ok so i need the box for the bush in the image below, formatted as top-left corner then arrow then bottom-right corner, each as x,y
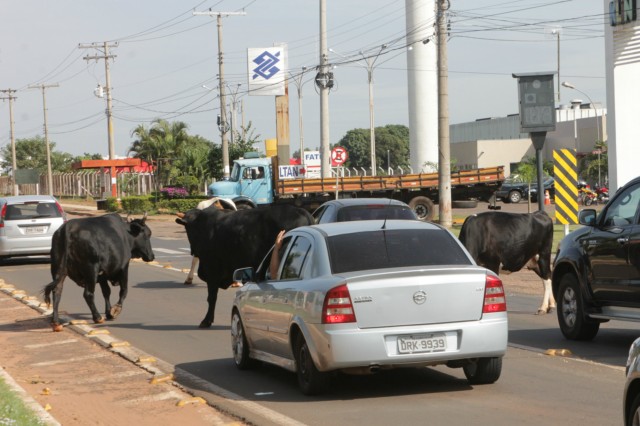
120,196 -> 154,214
155,197 -> 206,213
160,186 -> 189,199
105,197 -> 120,212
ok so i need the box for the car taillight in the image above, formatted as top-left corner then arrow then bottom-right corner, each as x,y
54,202 -> 67,222
322,284 -> 356,324
0,204 -> 5,228
483,274 -> 507,313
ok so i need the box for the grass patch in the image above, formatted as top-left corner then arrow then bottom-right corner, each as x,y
0,376 -> 47,426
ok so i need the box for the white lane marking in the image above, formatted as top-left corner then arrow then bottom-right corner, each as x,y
122,390 -> 183,405
25,339 -> 78,349
153,248 -> 188,255
74,370 -> 146,385
31,353 -> 109,367
174,367 -> 307,426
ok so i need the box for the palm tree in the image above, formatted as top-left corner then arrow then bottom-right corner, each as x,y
128,119 -> 190,189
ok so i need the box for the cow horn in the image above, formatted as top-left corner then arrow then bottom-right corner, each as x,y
142,211 -> 148,221
176,212 -> 185,219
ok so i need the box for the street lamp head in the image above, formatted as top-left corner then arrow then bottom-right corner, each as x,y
562,81 -> 575,89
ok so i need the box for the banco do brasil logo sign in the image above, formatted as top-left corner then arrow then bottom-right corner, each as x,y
252,50 -> 281,80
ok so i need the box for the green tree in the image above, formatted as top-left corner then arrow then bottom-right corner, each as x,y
579,140 -> 608,186
0,137 -> 82,173
128,119 -> 190,189
336,125 -> 410,171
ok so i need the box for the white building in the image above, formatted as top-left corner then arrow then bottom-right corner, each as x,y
450,104 -> 605,178
604,0 -> 640,191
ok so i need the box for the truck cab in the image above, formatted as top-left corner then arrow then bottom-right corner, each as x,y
208,157 -> 274,208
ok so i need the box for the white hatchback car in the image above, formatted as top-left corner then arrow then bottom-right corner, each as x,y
0,195 -> 67,260
231,220 -> 508,395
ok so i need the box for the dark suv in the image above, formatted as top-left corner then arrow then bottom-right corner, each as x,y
495,176 -> 554,203
552,176 -> 640,340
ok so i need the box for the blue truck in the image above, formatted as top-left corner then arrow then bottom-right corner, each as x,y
209,155 -> 505,221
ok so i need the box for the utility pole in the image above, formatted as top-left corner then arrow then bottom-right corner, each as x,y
28,83 -> 58,196
317,0 -> 332,178
194,10 -> 246,178
79,42 -> 118,161
0,90 -> 18,195
437,0 -> 452,227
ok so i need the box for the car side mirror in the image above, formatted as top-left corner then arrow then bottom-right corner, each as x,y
233,267 -> 256,284
578,209 -> 597,226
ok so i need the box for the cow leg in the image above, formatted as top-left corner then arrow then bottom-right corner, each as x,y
200,284 -> 219,328
110,269 -> 129,319
48,278 -> 65,332
536,278 -> 557,315
185,256 -> 198,285
98,277 -> 115,320
82,282 -> 104,324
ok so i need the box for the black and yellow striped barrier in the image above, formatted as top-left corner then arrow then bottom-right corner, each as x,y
553,149 -> 579,225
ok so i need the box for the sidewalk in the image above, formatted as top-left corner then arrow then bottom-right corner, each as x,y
0,282 -> 245,426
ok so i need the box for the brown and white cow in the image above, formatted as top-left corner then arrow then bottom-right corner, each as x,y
458,210 -> 556,315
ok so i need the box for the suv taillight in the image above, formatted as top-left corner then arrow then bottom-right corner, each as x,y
0,204 -> 5,228
483,274 -> 507,313
322,284 -> 356,324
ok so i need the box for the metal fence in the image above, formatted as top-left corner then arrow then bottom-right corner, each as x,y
0,170 -> 156,198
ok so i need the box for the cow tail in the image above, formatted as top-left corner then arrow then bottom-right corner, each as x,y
43,281 -> 56,306
42,226 -> 68,306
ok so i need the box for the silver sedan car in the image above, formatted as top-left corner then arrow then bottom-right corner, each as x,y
231,220 -> 508,395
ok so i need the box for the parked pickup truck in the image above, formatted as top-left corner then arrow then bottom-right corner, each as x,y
553,175 -> 640,340
209,154 -> 505,222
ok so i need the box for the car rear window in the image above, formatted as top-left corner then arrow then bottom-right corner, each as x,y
327,229 -> 471,274
336,205 -> 416,221
4,202 -> 61,220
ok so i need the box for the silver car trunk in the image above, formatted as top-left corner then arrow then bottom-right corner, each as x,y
343,266 -> 488,329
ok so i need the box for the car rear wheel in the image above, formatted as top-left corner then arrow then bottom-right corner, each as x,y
628,393 -> 640,426
507,190 -> 522,203
463,357 -> 502,384
295,334 -> 329,395
231,311 -> 253,369
557,274 -> 600,340
409,196 -> 435,222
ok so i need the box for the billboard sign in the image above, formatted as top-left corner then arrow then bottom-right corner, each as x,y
248,46 -> 286,96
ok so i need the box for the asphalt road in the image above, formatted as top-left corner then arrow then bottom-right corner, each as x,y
0,203 -> 633,426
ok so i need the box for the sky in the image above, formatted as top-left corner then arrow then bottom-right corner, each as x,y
0,0 -> 607,159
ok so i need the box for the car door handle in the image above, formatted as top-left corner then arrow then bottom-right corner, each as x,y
617,237 -> 629,244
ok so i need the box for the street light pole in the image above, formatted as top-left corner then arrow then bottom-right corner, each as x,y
562,81 -> 600,143
361,44 -> 387,176
329,44 -> 387,176
289,67 -> 310,165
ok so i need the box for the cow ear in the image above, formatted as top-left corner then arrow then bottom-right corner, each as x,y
176,218 -> 186,226
129,220 -> 142,236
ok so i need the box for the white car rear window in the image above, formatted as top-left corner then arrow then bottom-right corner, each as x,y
327,229 -> 471,274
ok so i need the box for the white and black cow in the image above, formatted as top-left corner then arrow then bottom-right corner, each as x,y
43,213 -> 155,331
458,210 -> 555,315
175,204 -> 314,328
181,197 -> 237,285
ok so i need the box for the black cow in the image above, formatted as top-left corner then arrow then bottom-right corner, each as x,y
43,213 -> 155,331
175,204 -> 314,328
458,210 -> 555,315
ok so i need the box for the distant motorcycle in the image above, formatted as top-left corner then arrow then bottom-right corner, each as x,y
594,184 -> 609,204
578,183 -> 598,206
